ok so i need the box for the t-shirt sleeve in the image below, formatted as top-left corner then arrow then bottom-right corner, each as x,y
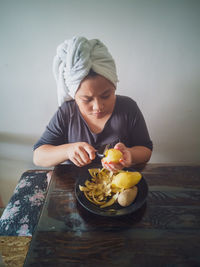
129,103 -> 153,150
33,106 -> 68,150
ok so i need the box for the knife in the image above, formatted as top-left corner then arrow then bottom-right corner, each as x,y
96,144 -> 111,158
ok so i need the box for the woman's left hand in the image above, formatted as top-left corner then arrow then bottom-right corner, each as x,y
102,142 -> 132,172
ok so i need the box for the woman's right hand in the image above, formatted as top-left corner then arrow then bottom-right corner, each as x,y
66,142 -> 96,167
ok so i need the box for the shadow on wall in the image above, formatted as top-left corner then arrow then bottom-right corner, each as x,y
0,132 -> 38,163
0,132 -> 40,207
0,132 -> 38,146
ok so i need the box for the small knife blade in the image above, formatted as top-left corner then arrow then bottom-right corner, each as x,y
96,144 -> 111,158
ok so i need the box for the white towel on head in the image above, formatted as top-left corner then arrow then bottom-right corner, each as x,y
52,36 -> 118,106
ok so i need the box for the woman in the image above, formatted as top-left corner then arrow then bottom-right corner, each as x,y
33,36 -> 152,172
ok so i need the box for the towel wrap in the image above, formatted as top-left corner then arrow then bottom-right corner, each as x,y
52,36 -> 118,106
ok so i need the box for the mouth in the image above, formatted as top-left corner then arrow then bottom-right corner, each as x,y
91,111 -> 104,117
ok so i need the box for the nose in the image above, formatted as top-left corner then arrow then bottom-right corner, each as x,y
93,99 -> 103,111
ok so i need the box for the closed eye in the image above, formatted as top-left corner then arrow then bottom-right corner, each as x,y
101,94 -> 110,99
81,97 -> 92,103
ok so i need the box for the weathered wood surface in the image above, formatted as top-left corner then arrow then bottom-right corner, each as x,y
24,164 -> 200,267
0,236 -> 31,267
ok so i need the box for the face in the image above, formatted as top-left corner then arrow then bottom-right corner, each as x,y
75,75 -> 116,120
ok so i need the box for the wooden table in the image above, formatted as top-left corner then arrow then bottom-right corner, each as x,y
23,164 -> 200,266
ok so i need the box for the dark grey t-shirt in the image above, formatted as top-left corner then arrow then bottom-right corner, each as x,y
34,95 -> 152,161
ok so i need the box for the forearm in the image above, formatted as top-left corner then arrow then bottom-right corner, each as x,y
33,144 -> 70,167
128,146 -> 152,165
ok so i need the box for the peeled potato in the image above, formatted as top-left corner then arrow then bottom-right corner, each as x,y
102,148 -> 122,163
111,171 -> 142,189
118,186 -> 138,207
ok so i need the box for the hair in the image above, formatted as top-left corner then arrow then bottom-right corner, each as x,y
86,69 -> 98,78
76,69 -> 98,94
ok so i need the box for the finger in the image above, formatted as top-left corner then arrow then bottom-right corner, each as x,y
103,162 -> 114,172
112,162 -> 123,171
84,144 -> 96,160
119,158 -> 126,166
114,142 -> 125,151
106,162 -> 123,173
77,148 -> 91,164
72,157 -> 83,167
76,154 -> 87,166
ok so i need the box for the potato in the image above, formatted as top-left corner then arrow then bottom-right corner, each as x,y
117,186 -> 138,207
112,172 -> 142,189
102,148 -> 122,163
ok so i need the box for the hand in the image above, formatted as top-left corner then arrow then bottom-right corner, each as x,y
102,142 -> 132,172
67,142 -> 96,167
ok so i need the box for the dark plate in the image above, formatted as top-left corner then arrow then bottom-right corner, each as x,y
75,169 -> 148,217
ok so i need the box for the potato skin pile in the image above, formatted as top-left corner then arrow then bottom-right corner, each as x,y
79,168 -> 141,208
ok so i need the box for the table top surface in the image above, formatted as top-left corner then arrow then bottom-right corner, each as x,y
0,236 -> 31,267
24,164 -> 200,267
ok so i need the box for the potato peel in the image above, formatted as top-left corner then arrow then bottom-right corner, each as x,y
79,168 -> 141,209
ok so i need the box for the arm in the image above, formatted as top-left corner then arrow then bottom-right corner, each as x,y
125,145 -> 152,165
33,103 -> 95,167
102,99 -> 152,172
33,142 -> 96,168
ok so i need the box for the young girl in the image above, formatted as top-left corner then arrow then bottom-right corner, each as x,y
33,36 -> 152,172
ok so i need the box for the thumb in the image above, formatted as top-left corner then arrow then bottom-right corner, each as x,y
114,142 -> 126,151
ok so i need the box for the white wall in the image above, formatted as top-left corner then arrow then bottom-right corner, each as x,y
0,0 -> 200,176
